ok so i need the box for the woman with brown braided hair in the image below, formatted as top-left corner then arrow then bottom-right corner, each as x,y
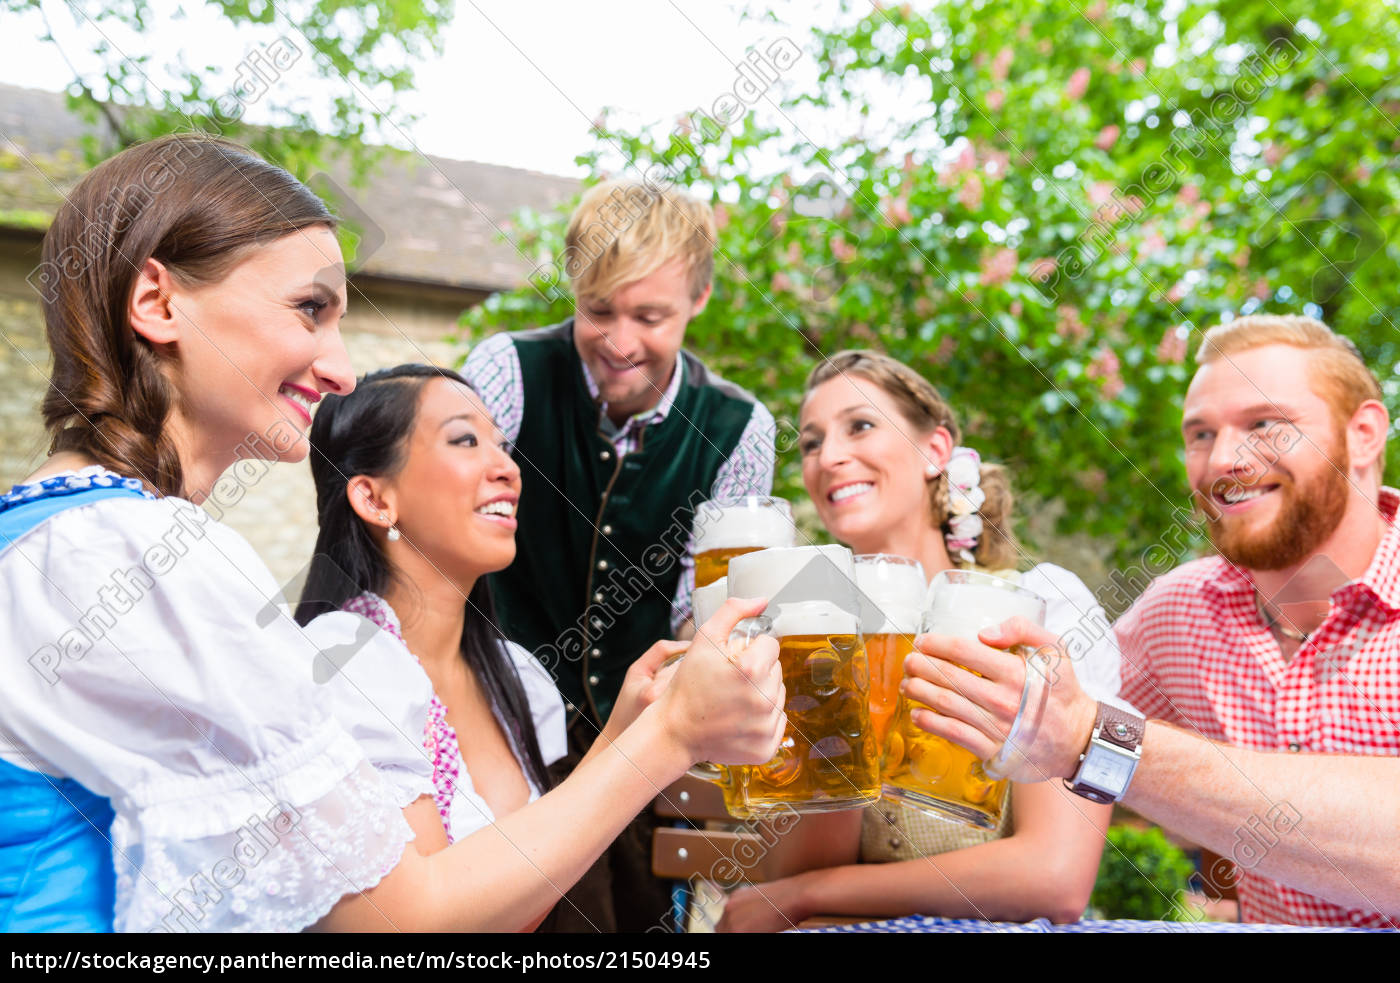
0,134 -> 784,932
719,350 -> 1126,930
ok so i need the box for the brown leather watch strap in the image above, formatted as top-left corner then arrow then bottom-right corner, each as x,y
1065,701 -> 1145,804
1096,703 -> 1145,752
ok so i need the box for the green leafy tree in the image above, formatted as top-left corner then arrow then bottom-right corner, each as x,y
460,0 -> 1400,571
6,0 -> 453,181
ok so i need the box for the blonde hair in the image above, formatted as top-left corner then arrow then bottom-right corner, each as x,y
804,350 -> 1021,570
563,178 -> 715,303
1196,314 -> 1382,427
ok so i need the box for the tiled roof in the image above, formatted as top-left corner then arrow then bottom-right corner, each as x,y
0,83 -> 580,292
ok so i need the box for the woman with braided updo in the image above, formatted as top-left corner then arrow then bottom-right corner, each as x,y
719,350 -> 1125,930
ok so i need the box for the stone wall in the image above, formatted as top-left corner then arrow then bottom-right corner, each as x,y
0,234 -> 52,482
0,234 -> 477,587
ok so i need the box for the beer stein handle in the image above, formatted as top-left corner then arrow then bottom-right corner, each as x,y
686,762 -> 725,780
726,615 -> 773,656
982,645 -> 1051,781
685,616 -> 774,781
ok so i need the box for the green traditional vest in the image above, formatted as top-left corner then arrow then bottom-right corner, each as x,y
488,320 -> 760,726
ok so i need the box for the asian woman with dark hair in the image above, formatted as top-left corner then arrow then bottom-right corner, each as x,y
295,364 -> 681,849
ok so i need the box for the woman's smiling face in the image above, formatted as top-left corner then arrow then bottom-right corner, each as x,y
381,378 -> 522,581
799,372 -> 950,550
162,225 -> 354,465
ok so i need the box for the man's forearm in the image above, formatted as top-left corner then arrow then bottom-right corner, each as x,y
1125,721 -> 1400,916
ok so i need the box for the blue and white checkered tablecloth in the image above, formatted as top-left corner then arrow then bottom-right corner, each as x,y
796,915 -> 1383,933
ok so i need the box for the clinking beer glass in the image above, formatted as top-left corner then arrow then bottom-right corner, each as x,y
882,570 -> 1048,829
854,555 -> 926,749
691,496 -> 796,589
727,544 -> 881,814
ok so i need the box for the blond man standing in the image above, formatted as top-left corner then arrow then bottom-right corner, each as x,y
464,179 -> 775,931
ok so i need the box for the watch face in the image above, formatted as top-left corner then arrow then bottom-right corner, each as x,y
1082,743 -> 1134,793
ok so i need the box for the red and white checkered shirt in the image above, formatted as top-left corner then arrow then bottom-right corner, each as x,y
1116,488 -> 1400,928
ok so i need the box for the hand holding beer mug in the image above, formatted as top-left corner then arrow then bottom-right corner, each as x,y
727,545 -> 881,814
610,638 -> 689,731
904,617 -> 1096,785
658,595 -> 787,769
882,570 -> 1048,829
685,577 -> 758,817
692,496 -> 796,588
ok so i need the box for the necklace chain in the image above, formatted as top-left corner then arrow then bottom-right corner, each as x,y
1254,591 -> 1310,643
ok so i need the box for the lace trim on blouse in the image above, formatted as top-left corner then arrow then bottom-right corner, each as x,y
116,752 -> 413,933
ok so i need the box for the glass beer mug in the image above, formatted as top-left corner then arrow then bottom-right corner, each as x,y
853,554 -> 925,749
727,544 -> 881,814
691,495 -> 795,589
881,569 -> 1048,829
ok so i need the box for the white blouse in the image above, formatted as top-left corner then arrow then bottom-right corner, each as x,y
305,602 -> 568,844
451,639 -> 569,841
0,484 -> 415,932
1017,562 -> 1130,710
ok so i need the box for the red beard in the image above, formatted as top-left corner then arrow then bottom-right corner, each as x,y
1197,442 -> 1351,571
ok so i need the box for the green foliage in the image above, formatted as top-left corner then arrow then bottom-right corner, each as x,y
0,209 -> 51,230
459,0 -> 1400,568
6,0 -> 453,182
1090,824 -> 1199,921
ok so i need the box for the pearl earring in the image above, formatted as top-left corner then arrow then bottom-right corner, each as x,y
925,463 -> 940,479
378,511 -> 399,541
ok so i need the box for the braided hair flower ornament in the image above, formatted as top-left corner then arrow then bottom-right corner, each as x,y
942,446 -> 985,564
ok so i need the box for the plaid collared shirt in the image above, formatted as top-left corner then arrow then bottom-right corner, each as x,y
1117,487 -> 1400,928
464,331 -> 776,630
580,343 -> 686,456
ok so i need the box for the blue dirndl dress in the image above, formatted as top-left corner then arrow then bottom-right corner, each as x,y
0,471 -> 153,932
0,467 -> 421,933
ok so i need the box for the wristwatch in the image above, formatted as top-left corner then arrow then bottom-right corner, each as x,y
1065,702 -> 1145,804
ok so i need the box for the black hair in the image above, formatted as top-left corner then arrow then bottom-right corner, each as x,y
293,363 -> 553,795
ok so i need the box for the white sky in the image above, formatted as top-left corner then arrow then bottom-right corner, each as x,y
0,0 -> 837,177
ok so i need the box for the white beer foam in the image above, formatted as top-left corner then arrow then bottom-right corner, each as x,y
728,544 -> 855,605
693,501 -> 796,553
856,558 -> 925,636
767,599 -> 860,638
691,576 -> 728,627
925,578 -> 1045,638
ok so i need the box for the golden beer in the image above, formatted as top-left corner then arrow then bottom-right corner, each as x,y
881,570 -> 1046,829
883,702 -> 1009,827
864,632 -> 915,747
853,555 -> 925,750
728,544 -> 880,815
691,496 -> 795,589
719,770 -> 751,819
695,546 -> 764,589
740,633 -> 881,812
